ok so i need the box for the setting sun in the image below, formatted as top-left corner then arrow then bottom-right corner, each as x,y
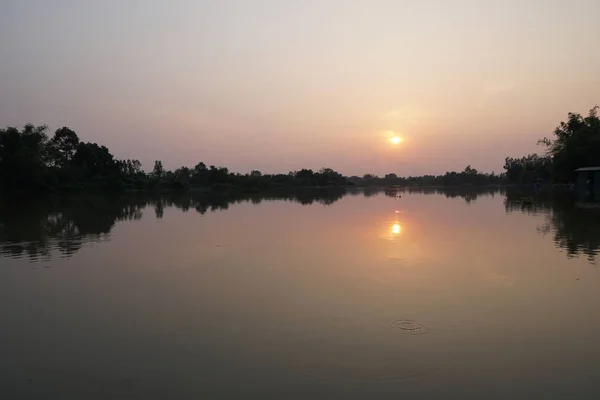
389,136 -> 402,145
391,223 -> 402,235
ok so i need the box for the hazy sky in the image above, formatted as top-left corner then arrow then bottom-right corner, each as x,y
1,0 -> 599,175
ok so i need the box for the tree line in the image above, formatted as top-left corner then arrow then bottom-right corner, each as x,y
0,123 -> 504,193
350,165 -> 505,187
1,105 -> 597,193
0,125 -> 352,193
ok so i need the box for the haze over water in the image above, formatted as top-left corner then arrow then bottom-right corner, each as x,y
2,189 -> 600,399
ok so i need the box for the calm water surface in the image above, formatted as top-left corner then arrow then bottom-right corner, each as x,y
1,188 -> 600,399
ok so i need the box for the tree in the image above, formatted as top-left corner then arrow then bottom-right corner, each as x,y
170,167 -> 191,190
50,127 -> 80,167
190,162 -> 209,185
152,160 -> 164,179
71,142 -> 119,179
0,124 -> 50,190
503,154 -> 551,183
120,159 -> 143,176
295,169 -> 315,186
317,168 -> 345,186
464,165 -> 477,175
207,166 -> 229,184
538,105 -> 600,181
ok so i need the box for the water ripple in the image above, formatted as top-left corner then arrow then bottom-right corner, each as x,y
390,320 -> 428,335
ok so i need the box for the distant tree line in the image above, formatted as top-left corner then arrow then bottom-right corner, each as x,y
2,105 -> 597,193
0,125 -> 352,193
503,105 -> 600,183
348,165 -> 505,187
0,124 -> 505,193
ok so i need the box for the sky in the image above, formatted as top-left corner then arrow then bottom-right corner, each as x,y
1,0 -> 599,176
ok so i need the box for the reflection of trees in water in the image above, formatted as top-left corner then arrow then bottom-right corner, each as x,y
504,189 -> 600,264
382,186 -> 503,204
16,186 -> 584,263
362,187 -> 382,197
0,188 -> 348,260
0,195 -> 147,261
157,188 -> 349,216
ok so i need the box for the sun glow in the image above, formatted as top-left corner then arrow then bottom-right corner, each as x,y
391,223 -> 402,235
389,136 -> 402,145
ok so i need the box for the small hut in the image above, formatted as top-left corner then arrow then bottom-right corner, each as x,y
575,167 -> 600,201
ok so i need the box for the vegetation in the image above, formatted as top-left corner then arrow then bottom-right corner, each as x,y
0,124 -> 355,193
0,124 -> 503,193
504,105 -> 600,183
349,165 -> 505,187
0,125 -> 124,192
1,105 -> 597,193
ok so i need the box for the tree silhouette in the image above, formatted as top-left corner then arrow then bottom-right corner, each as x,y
50,127 -> 80,167
2,105 -> 598,194
0,124 -> 50,190
538,106 -> 600,182
503,154 -> 551,183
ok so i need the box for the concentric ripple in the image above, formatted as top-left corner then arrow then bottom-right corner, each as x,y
390,319 -> 428,335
